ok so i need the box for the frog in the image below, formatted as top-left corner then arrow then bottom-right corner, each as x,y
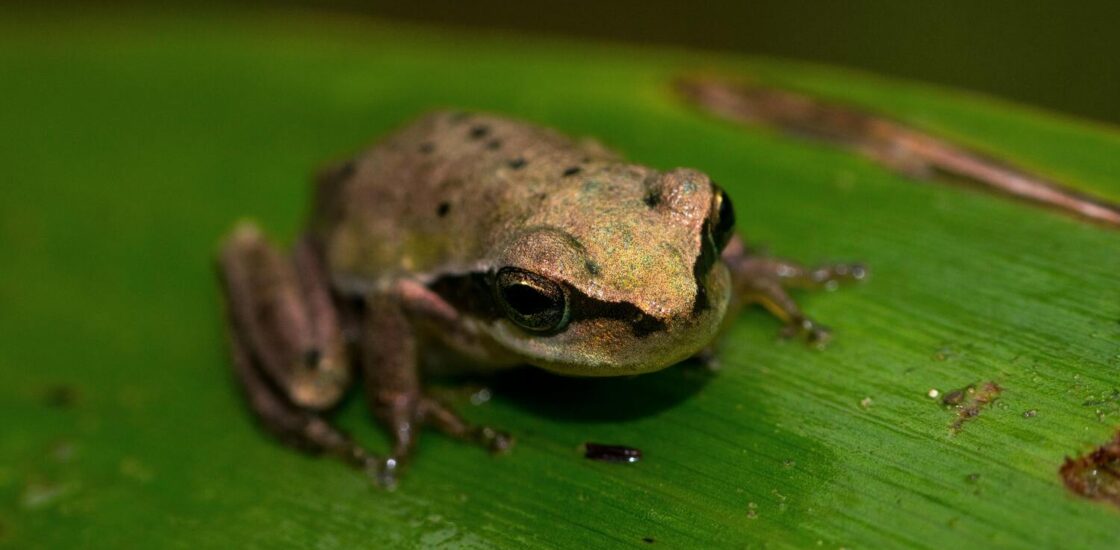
217,111 -> 865,486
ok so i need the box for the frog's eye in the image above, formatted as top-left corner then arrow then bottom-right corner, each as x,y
710,186 -> 736,252
495,267 -> 570,332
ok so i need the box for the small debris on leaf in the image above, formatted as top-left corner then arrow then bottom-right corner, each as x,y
583,443 -> 642,464
940,381 -> 1002,433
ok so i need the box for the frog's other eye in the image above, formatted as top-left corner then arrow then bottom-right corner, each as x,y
710,186 -> 736,252
495,267 -> 570,332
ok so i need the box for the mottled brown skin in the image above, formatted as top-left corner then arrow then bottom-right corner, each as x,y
218,111 -> 864,486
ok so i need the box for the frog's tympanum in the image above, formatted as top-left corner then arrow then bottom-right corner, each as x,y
218,112 -> 865,485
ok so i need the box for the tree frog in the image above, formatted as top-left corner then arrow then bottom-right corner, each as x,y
218,111 -> 864,486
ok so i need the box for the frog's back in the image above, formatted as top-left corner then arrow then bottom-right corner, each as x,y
310,111 -> 619,288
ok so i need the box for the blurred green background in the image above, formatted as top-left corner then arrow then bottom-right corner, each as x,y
263,0 -> 1120,125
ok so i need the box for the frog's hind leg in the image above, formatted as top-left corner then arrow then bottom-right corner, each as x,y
722,235 -> 866,344
227,327 -> 376,470
359,284 -> 512,487
218,223 -> 379,473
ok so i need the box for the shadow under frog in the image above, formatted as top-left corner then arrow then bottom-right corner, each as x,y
486,358 -> 715,423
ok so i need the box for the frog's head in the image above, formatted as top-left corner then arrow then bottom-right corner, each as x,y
486,167 -> 734,376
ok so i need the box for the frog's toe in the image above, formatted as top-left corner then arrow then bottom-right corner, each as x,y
476,426 -> 515,454
810,262 -> 869,289
420,396 -> 515,455
366,456 -> 401,490
780,317 -> 832,348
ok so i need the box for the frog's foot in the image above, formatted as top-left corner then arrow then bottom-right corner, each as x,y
228,327 -> 380,471
421,396 -> 514,453
358,285 -> 515,488
219,224 -> 377,470
723,236 -> 866,345
358,395 -> 512,489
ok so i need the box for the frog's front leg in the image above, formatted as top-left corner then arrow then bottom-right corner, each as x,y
218,224 -> 379,472
359,282 -> 512,487
722,235 -> 866,344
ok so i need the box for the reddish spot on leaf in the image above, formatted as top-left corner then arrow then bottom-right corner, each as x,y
1060,433 -> 1120,508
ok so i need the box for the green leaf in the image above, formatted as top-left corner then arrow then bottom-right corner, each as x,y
3,8 -> 1119,549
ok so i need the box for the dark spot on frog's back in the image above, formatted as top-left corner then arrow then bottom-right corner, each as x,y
508,157 -> 526,170
585,260 -> 602,276
643,190 -> 662,208
486,139 -> 502,150
436,202 -> 451,217
562,166 -> 581,177
469,125 -> 490,140
418,142 -> 435,154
